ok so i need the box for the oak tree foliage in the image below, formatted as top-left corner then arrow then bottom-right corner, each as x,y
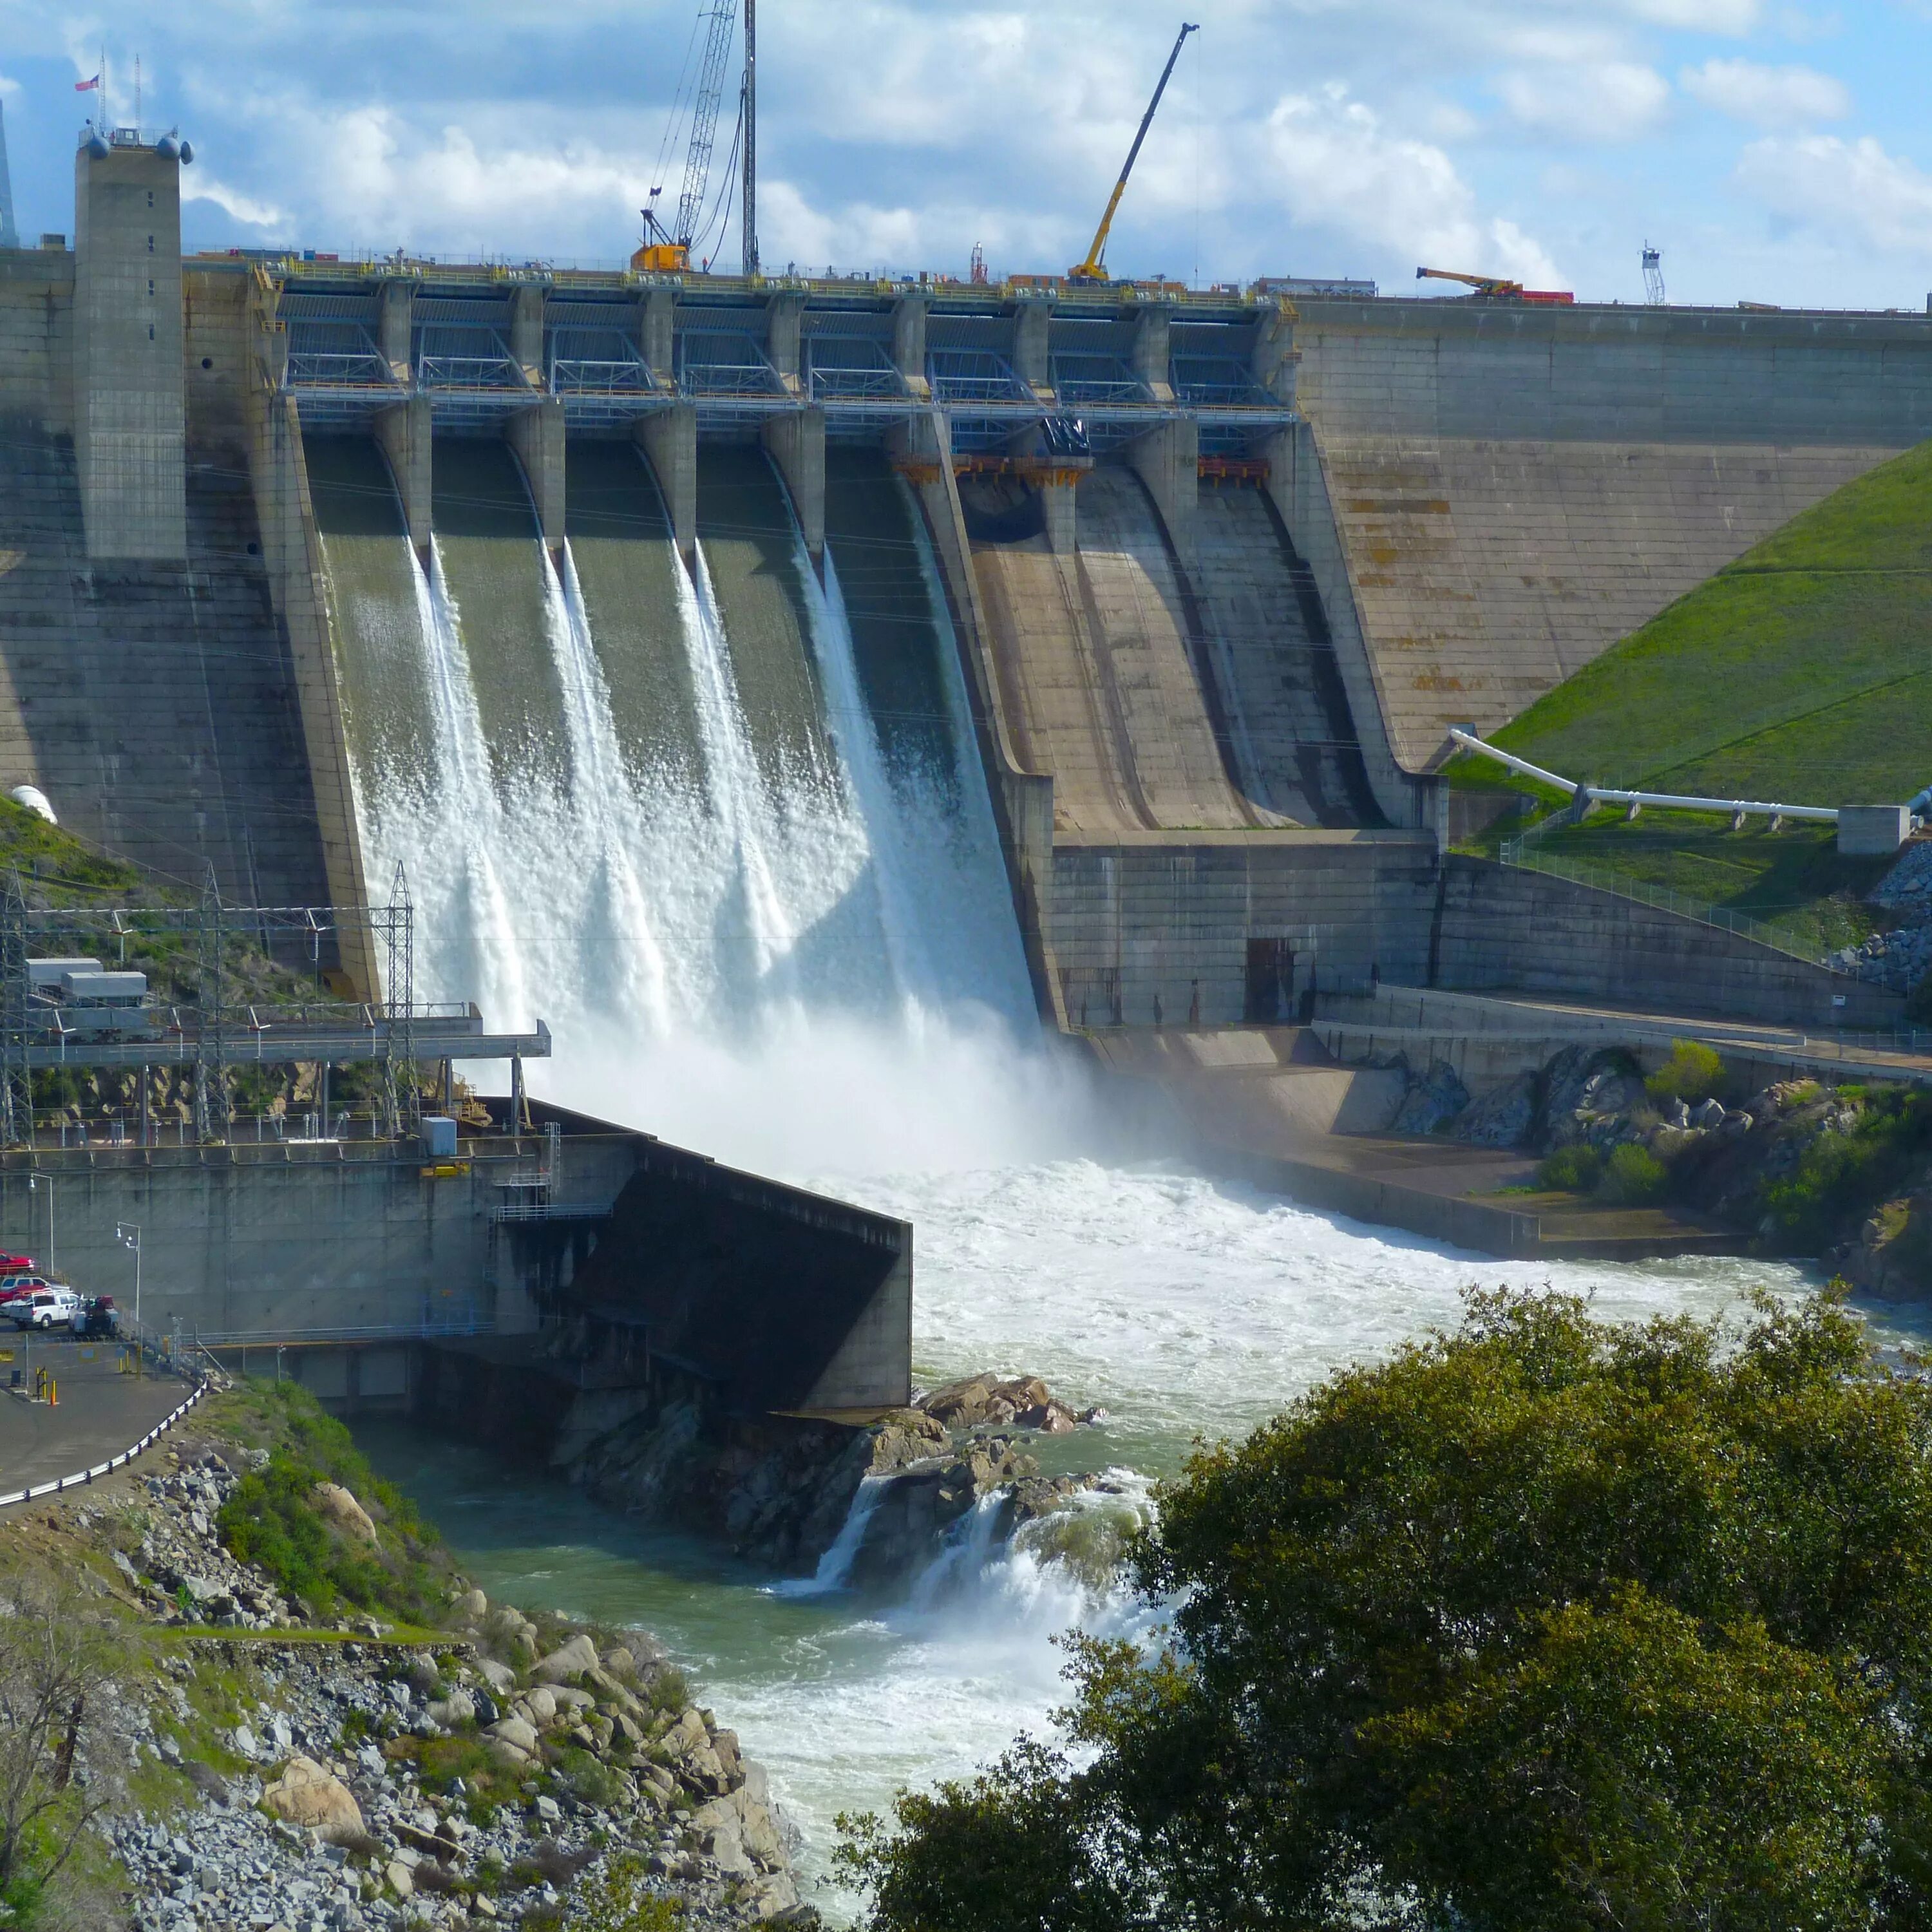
838,1288 -> 1932,1930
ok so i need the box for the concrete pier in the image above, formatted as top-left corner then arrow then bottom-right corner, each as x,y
637,402 -> 697,559
507,399 -> 566,550
762,407 -> 826,558
372,397 -> 431,549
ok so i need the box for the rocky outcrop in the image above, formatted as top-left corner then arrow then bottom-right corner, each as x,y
560,1371 -> 1111,1588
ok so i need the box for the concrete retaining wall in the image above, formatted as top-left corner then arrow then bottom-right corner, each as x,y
1435,855 -> 1906,1029
1051,830 -> 1437,1028
1293,299 -> 1931,769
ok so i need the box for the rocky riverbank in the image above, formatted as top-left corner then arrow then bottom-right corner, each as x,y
562,1372 -> 1117,1586
1384,1036 -> 1932,1296
0,1384 -> 815,1930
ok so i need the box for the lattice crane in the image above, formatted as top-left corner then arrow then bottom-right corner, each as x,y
636,0 -> 741,274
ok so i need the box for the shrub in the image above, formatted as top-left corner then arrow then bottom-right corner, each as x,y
216,1381 -> 445,1624
1537,1144 -> 1602,1193
1602,1143 -> 1668,1204
1645,1039 -> 1725,1106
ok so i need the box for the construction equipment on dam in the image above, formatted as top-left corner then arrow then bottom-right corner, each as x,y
634,0 -> 755,276
1415,265 -> 1575,305
1067,20 -> 1198,285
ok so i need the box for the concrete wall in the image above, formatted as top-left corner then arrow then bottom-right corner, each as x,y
1050,831 -> 1437,1028
562,1140 -> 911,1414
6,1104 -> 913,1419
1293,299 -> 1931,770
1435,854 -> 1906,1029
73,142 -> 185,561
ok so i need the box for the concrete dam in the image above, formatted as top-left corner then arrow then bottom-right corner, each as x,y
3,128 -> 1931,1401
19,145 -> 1924,1046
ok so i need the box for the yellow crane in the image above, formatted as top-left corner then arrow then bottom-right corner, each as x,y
1068,22 -> 1198,285
1416,267 -> 1525,300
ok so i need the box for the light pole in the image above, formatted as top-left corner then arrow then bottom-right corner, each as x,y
117,1222 -> 141,1340
28,1173 -> 52,1276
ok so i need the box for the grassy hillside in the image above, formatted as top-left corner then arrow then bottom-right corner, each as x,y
1485,439 -> 1932,808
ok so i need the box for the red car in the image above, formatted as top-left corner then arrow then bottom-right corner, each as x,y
0,1274 -> 55,1305
0,1254 -> 33,1273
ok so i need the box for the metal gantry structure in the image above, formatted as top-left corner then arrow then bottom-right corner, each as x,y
0,871 -> 427,1147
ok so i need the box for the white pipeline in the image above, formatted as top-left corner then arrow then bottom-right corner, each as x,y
1446,727 -> 1839,824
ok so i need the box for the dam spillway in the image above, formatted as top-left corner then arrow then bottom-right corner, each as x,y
309,422 -> 1034,1054
2,141 -> 1929,1050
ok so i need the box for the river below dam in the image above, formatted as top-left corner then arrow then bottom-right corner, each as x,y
355,1101 -> 1820,1924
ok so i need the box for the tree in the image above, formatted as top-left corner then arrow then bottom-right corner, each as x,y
0,1572 -> 124,1921
838,1289 -> 1932,1930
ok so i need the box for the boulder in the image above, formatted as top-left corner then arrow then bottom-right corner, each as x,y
385,1861 -> 414,1899
474,1657 -> 516,1696
486,1715 -> 540,1755
743,1871 -> 800,1920
260,1756 -> 364,1839
310,1482 -> 379,1546
531,1633 -> 599,1683
1450,1072 -> 1538,1150
602,1645 -> 637,1679
426,1691 -> 475,1728
522,1686 -> 558,1724
452,1587 -> 489,1624
921,1374 -> 1050,1428
1391,1059 -> 1470,1136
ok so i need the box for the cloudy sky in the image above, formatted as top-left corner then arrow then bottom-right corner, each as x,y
0,0 -> 1927,308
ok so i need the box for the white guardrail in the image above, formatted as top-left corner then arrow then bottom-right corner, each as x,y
0,1379 -> 210,1511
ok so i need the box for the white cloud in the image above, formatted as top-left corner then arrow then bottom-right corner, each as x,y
1735,133 -> 1932,256
1263,86 -> 1562,287
1497,62 -> 1671,142
1623,0 -> 1761,27
181,176 -> 285,229
1681,58 -> 1850,127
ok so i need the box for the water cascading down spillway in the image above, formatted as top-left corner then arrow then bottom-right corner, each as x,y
306,428 -> 1033,1086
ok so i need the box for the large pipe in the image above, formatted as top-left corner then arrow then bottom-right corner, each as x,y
1446,727 -> 1839,824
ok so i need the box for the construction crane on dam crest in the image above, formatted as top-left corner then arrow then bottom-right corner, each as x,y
1068,21 -> 1198,285
636,0 -> 757,275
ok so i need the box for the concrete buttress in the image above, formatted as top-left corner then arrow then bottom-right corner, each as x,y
763,406 -> 826,558
636,404 -> 697,560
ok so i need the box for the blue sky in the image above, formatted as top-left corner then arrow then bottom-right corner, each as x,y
1,0 -> 1929,308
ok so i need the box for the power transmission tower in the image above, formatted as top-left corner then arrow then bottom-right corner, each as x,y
1643,242 -> 1665,307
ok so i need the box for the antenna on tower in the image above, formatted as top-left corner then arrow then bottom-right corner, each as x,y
0,102 -> 18,251
1642,241 -> 1665,307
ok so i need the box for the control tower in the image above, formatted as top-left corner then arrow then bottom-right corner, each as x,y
73,124 -> 187,559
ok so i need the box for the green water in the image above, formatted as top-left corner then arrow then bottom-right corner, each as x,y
305,434 -> 437,801
431,438 -> 571,796
564,440 -> 705,798
822,449 -> 964,811
696,446 -> 833,795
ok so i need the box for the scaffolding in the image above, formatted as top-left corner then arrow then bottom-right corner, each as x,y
0,873 -> 435,1147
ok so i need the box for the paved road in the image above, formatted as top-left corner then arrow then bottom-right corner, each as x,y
0,1332 -> 195,1504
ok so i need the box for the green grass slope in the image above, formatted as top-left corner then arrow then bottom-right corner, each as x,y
1488,440 -> 1932,807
